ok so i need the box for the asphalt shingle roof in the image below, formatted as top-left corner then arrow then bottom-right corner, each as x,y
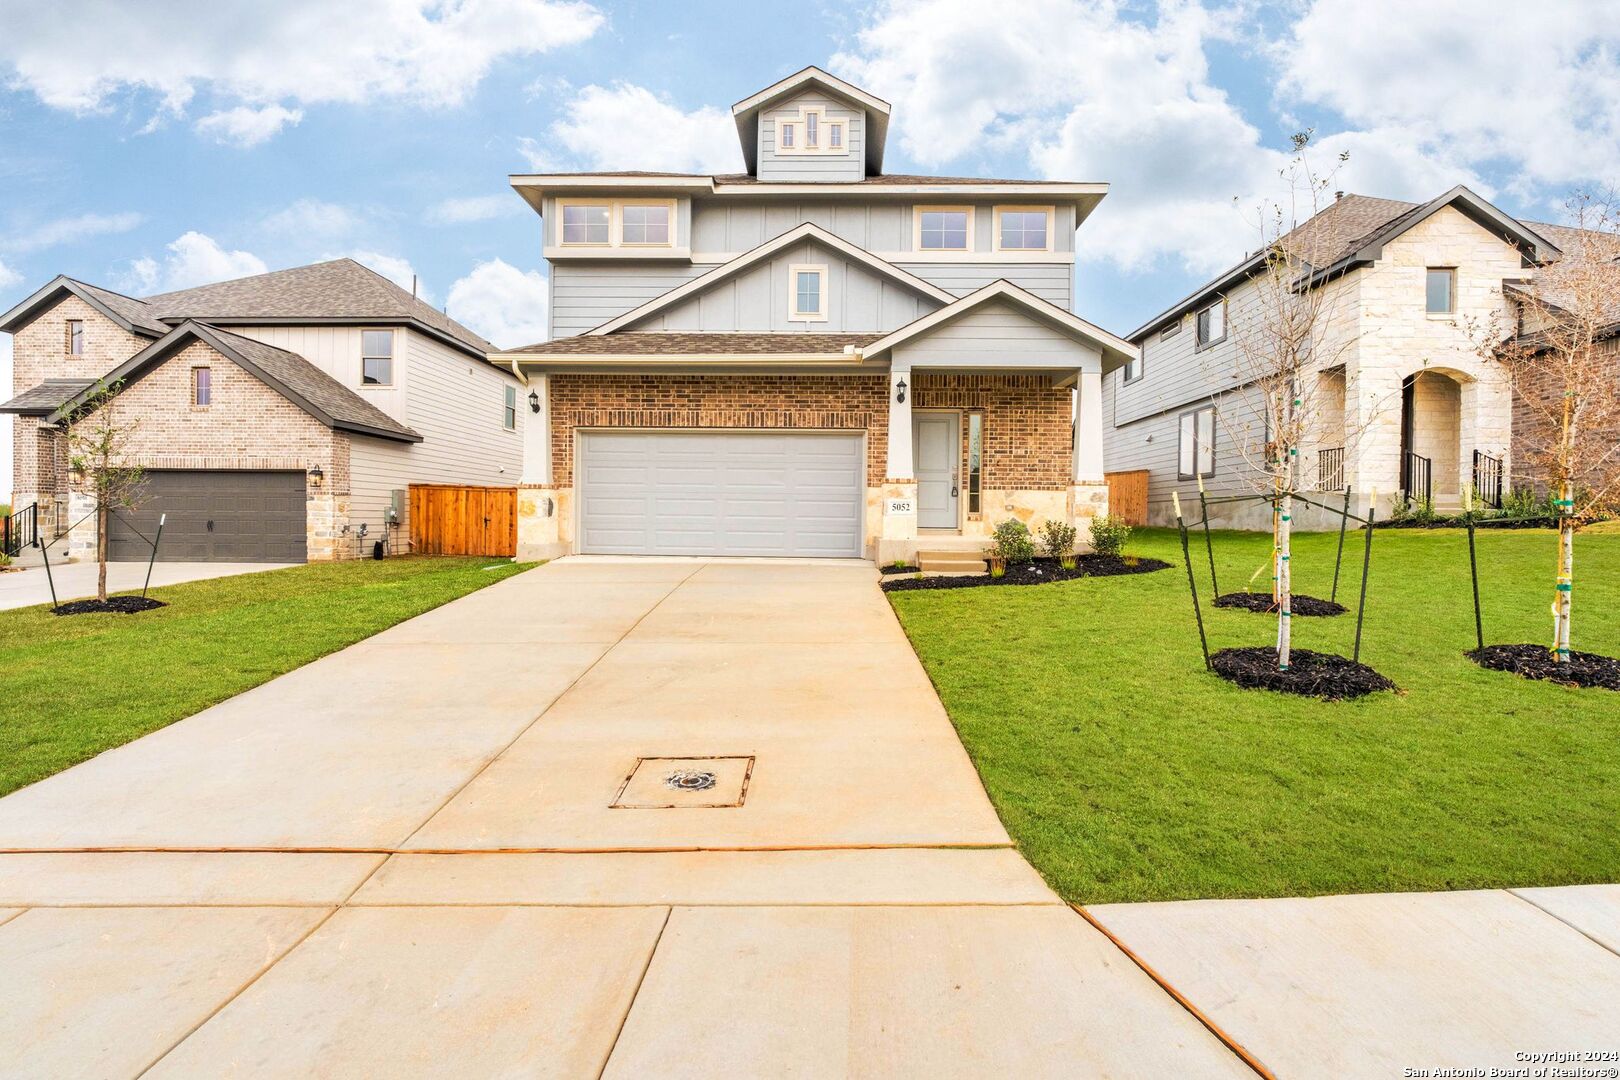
500,332 -> 882,356
0,378 -> 98,415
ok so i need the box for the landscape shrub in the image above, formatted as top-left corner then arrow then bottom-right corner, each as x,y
989,519 -> 1036,564
1038,518 -> 1078,559
1088,513 -> 1132,558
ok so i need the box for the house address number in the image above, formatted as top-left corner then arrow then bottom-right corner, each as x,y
886,498 -> 915,515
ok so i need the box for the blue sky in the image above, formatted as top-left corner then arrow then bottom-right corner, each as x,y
3,0 -> 1617,497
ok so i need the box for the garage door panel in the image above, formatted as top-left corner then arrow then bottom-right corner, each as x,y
109,471 -> 307,563
579,432 -> 862,557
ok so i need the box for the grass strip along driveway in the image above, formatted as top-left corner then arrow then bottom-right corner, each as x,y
0,557 -> 532,798
889,527 -> 1620,905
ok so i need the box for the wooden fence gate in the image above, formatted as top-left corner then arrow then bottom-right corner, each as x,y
1104,470 -> 1151,526
408,484 -> 517,556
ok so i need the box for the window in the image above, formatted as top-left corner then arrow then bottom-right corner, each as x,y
1123,354 -> 1143,383
67,319 -> 84,355
192,367 -> 211,407
503,385 -> 517,430
967,413 -> 983,515
1195,300 -> 1226,347
789,264 -> 826,321
362,329 -> 394,386
917,208 -> 971,251
1178,406 -> 1215,479
1160,320 -> 1181,340
805,111 -> 819,147
1426,267 -> 1455,314
561,203 -> 610,245
621,203 -> 670,245
779,122 -> 795,148
774,105 -> 845,155
829,124 -> 842,149
995,207 -> 1051,251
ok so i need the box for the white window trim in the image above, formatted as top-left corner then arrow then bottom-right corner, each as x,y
913,205 -> 975,252
1178,405 -> 1216,479
788,263 -> 829,323
773,104 -> 848,157
1123,355 -> 1143,384
361,328 -> 396,387
991,204 -> 1055,253
1194,299 -> 1227,350
556,198 -> 676,249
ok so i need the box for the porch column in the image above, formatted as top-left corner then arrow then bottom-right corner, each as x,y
516,371 -> 566,561
1073,369 -> 1105,483
879,364 -> 918,564
520,372 -> 552,486
885,366 -> 913,480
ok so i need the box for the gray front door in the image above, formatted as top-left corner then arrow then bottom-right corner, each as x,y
577,431 -> 864,557
913,413 -> 959,529
108,470 -> 307,563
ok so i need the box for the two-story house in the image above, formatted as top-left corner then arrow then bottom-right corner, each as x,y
1,259 -> 523,561
1103,187 -> 1566,528
495,66 -> 1134,564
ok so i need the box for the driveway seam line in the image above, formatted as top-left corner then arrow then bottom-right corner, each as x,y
1070,903 -> 1276,1079
1505,887 -> 1620,960
596,905 -> 672,1080
390,563 -> 707,853
0,907 -> 30,930
132,904 -> 342,1078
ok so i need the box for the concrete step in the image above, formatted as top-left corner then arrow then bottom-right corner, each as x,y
917,550 -> 987,574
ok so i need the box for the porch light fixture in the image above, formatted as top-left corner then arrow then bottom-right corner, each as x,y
309,464 -> 324,489
528,389 -> 541,413
895,378 -> 907,404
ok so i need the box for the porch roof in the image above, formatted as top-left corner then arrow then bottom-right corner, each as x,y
0,378 -> 98,416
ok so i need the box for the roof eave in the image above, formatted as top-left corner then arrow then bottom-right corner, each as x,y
0,277 -> 164,338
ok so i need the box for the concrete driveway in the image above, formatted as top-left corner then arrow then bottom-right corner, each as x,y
0,559 -> 295,611
0,557 -> 1246,1077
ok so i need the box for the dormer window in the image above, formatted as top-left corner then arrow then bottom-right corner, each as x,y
556,199 -> 676,250
805,112 -> 819,147
829,125 -> 842,149
915,207 -> 972,251
994,206 -> 1053,251
780,123 -> 795,148
774,105 -> 845,156
789,264 -> 827,322
562,203 -> 611,245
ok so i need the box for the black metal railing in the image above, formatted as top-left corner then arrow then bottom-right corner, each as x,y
1317,446 -> 1345,491
1473,450 -> 1504,509
3,503 -> 38,558
1402,451 -> 1432,503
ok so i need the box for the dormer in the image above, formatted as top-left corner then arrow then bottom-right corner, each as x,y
732,66 -> 890,183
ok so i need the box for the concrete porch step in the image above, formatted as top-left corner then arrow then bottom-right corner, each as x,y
917,549 -> 987,574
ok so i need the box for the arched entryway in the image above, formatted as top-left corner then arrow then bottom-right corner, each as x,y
1400,370 -> 1466,507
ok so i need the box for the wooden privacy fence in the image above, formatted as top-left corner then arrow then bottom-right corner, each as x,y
409,484 -> 517,556
1104,470 -> 1150,526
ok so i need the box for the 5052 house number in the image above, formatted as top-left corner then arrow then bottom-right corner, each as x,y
887,498 -> 915,515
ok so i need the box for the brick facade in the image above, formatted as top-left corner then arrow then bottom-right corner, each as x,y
913,373 -> 1073,491
1510,335 -> 1620,497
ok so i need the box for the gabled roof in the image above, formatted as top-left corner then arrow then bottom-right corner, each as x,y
49,322 -> 422,443
0,276 -> 169,337
0,378 -> 98,416
863,280 -> 1138,371
1128,186 -> 1564,341
732,66 -> 890,175
585,222 -> 956,335
499,331 -> 880,357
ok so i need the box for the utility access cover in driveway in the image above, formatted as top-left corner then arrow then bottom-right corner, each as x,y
611,756 -> 754,809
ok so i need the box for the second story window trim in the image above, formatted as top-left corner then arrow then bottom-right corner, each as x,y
788,264 -> 828,322
1123,353 -> 1143,384
557,198 -> 676,250
1195,299 -> 1227,350
1426,266 -> 1456,315
774,104 -> 847,157
67,319 -> 84,356
992,205 -> 1054,253
191,366 -> 212,408
362,328 -> 395,387
914,206 -> 973,252
502,384 -> 517,431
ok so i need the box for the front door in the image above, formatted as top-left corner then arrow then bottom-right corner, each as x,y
913,413 -> 960,529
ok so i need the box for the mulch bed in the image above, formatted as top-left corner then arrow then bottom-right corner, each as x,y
878,563 -> 921,576
1466,643 -> 1620,690
1215,592 -> 1346,617
1211,646 -> 1396,700
52,596 -> 168,616
881,554 -> 1171,592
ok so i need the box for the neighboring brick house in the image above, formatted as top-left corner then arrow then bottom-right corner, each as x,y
1104,187 -> 1566,528
497,67 -> 1135,564
1,260 -> 523,561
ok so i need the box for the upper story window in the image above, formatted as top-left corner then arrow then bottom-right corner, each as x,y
995,207 -> 1052,251
1426,267 -> 1455,314
503,385 -> 517,430
1195,300 -> 1226,348
192,366 -> 212,407
789,264 -> 827,321
916,207 -> 971,251
1123,354 -> 1143,384
362,329 -> 394,386
775,105 -> 846,156
557,199 -> 675,249
1179,405 -> 1216,479
1160,320 -> 1181,341
67,319 -> 84,355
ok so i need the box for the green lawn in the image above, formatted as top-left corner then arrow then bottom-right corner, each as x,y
889,526 -> 1620,905
0,557 -> 533,797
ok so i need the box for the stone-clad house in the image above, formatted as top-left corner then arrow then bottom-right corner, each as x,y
496,67 -> 1135,564
1103,186 -> 1568,528
1,260 -> 523,561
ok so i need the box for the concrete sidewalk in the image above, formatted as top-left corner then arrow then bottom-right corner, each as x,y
0,559 -> 294,610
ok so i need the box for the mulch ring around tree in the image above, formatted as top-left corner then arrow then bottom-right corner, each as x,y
1215,592 -> 1346,617
1211,646 -> 1396,700
881,554 -> 1171,592
1466,644 -> 1620,690
52,596 -> 168,617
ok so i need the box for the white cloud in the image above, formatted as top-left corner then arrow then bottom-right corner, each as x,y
0,0 -> 604,143
4,212 -> 144,256
0,258 -> 20,291
195,104 -> 304,147
1282,0 -> 1620,196
118,231 -> 268,294
429,194 -> 524,224
260,199 -> 365,244
447,259 -> 548,348
539,83 -> 741,173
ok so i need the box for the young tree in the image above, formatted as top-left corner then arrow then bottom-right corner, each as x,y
1476,193 -> 1620,663
65,380 -> 145,602
1219,134 -> 1366,671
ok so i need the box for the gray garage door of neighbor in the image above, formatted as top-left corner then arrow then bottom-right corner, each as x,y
578,431 -> 865,557
109,470 -> 308,563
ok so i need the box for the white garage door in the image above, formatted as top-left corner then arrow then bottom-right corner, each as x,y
578,431 -> 865,557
